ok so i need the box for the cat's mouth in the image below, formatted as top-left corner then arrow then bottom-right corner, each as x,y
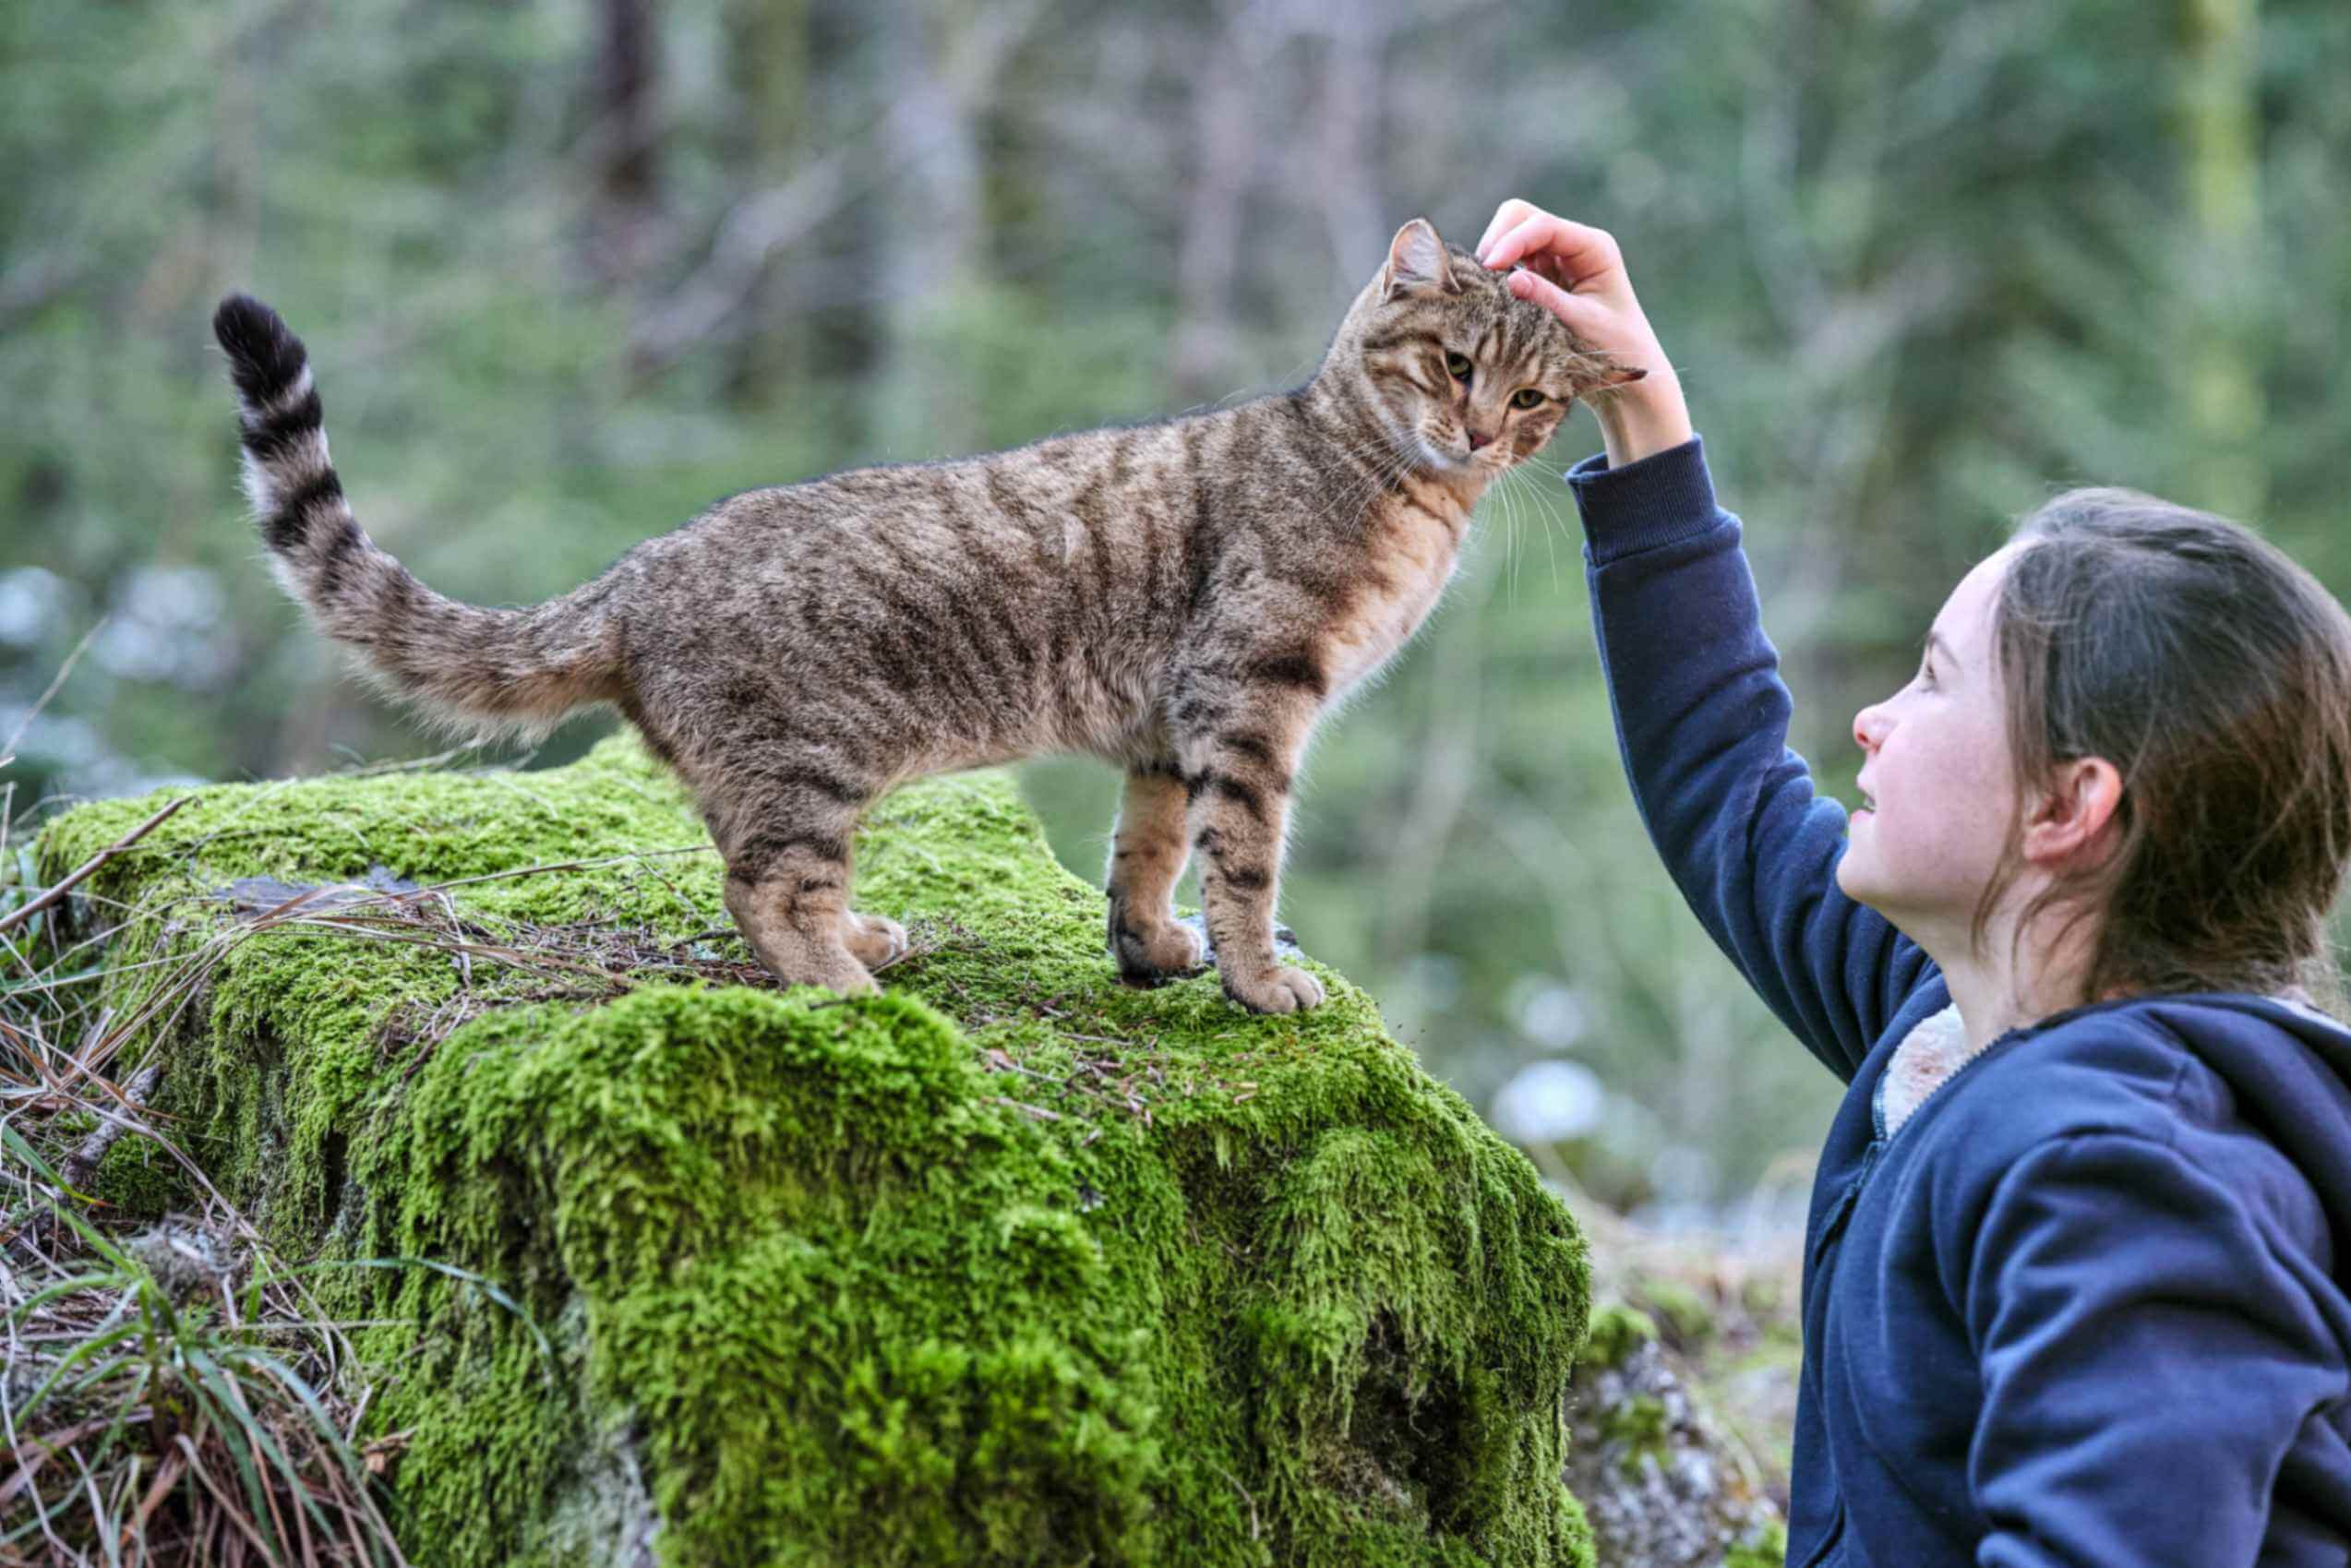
1417,435 -> 1498,475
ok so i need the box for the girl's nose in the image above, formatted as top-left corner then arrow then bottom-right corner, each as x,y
1853,703 -> 1889,756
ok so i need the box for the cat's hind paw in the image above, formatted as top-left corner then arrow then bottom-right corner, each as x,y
1109,910 -> 1208,988
846,911 -> 908,970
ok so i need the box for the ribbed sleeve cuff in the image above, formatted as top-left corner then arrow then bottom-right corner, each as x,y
1563,435 -> 1725,565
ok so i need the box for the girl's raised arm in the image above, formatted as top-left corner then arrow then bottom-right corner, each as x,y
1481,199 -> 1940,1078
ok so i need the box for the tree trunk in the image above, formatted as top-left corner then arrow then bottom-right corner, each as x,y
725,0 -> 813,409
2178,0 -> 2265,520
587,0 -> 662,293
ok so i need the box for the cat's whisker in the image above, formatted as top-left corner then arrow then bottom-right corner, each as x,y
1308,431 -> 1424,531
1511,476 -> 1530,607
1490,469 -> 1517,605
1519,454 -> 1584,568
1296,433 -> 1411,529
1529,473 -> 1575,598
1501,465 -> 1565,599
1492,466 -> 1522,608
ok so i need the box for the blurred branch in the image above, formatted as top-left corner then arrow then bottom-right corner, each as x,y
628,0 -> 1054,375
584,0 -> 665,291
1302,12 -> 1390,280
1170,1 -> 1287,403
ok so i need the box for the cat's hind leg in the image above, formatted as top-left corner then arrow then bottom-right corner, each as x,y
1105,761 -> 1208,987
718,816 -> 878,997
627,687 -> 897,994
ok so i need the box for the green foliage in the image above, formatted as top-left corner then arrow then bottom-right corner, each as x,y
32,736 -> 1596,1566
1577,1303 -> 1659,1372
1724,1520 -> 1790,1568
1596,1395 -> 1670,1473
1637,1277 -> 1716,1350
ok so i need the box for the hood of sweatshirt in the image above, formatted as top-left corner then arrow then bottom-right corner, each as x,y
2142,991 -> 2351,1271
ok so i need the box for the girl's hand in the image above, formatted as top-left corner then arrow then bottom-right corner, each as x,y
1475,199 -> 1695,467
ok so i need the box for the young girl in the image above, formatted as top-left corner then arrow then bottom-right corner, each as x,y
1475,197 -> 2351,1565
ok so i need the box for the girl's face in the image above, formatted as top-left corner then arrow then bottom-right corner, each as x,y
1836,544 -> 2030,944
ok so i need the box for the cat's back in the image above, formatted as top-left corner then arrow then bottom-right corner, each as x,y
656,390 -> 1361,590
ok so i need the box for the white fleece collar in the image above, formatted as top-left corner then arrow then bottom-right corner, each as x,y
1877,990 -> 2343,1139
1876,1003 -> 1973,1136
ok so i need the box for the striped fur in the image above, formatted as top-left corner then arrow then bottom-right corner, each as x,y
213,295 -> 626,743
211,220 -> 1638,1010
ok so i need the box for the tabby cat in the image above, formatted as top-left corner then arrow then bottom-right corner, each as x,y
211,218 -> 1639,1012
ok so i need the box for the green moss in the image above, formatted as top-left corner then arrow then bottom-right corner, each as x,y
1578,1304 -> 1657,1372
89,1135 -> 191,1219
1636,1276 -> 1714,1349
1596,1394 -> 1669,1474
38,736 -> 1595,1567
1724,1519 -> 1789,1568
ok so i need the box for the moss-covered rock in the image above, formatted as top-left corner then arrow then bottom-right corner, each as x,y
1564,1312 -> 1781,1568
37,736 -> 1594,1568
1578,1303 -> 1660,1373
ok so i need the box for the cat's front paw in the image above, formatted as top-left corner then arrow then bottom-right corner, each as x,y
1109,910 -> 1208,987
1222,964 -> 1325,1015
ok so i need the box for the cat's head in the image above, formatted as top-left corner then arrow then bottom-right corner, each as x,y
1337,217 -> 1643,477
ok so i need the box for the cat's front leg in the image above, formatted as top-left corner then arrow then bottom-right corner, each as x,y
1105,761 -> 1208,987
1174,714 -> 1323,1014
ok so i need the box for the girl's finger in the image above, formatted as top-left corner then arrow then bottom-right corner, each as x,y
1474,198 -> 1536,260
1478,212 -> 1565,269
1482,214 -> 1624,289
1505,267 -> 1610,334
1519,251 -> 1571,289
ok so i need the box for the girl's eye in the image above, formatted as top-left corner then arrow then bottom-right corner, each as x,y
1511,388 -> 1545,410
1445,353 -> 1472,382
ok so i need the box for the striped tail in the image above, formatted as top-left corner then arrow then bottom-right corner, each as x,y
211,294 -> 623,740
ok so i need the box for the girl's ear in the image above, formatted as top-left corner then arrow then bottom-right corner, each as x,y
2022,757 -> 2125,868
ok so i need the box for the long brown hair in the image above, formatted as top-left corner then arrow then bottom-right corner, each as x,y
1977,487 -> 2351,1013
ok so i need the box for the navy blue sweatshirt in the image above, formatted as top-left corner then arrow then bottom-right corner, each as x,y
1565,436 -> 2351,1567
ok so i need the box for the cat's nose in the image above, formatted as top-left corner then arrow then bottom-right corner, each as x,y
1467,430 -> 1494,451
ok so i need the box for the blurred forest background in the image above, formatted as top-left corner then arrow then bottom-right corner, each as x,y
4,0 -> 2345,1225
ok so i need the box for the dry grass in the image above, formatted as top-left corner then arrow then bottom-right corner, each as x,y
0,705 -> 710,1568
0,748 -> 408,1566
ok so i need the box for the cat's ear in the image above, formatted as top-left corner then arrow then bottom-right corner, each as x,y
1571,356 -> 1651,398
1382,218 -> 1458,300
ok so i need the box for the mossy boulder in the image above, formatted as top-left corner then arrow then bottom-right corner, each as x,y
1565,1300 -> 1785,1568
36,736 -> 1595,1568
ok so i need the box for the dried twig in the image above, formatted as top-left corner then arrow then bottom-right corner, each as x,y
59,1060 -> 165,1193
0,616 -> 107,765
0,796 -> 191,939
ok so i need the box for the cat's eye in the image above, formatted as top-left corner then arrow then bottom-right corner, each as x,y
1510,389 -> 1546,410
1444,353 -> 1472,382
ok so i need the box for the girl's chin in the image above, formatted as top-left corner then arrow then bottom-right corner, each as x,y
1834,843 -> 1877,902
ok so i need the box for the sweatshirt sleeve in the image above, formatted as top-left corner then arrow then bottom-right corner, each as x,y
1966,1131 -> 2348,1567
1567,436 -> 1932,1081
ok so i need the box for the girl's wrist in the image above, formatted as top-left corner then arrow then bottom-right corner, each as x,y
1593,368 -> 1694,468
